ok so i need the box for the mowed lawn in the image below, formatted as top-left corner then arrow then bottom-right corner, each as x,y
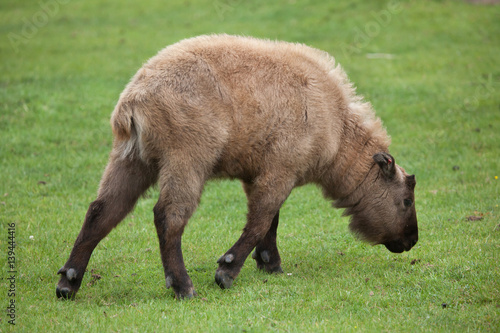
1,0 -> 499,331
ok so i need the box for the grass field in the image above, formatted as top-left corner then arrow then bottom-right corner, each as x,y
1,0 -> 499,331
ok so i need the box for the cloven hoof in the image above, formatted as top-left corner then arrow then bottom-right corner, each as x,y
56,286 -> 75,300
175,290 -> 197,300
214,270 -> 234,289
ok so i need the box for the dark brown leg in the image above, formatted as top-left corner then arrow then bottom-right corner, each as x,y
153,166 -> 204,299
242,182 -> 283,273
56,155 -> 157,299
252,211 -> 283,273
215,177 -> 293,289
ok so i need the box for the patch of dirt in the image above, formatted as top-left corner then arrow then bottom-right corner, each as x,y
466,215 -> 484,221
87,270 -> 102,287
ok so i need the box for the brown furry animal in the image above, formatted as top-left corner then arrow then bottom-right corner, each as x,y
56,34 -> 418,300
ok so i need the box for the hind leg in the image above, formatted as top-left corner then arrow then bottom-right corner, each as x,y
215,176 -> 294,289
153,162 -> 205,299
56,155 -> 157,299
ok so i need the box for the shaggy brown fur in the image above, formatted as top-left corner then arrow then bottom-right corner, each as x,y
56,35 -> 418,300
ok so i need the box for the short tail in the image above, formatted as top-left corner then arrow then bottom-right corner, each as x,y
110,101 -> 145,159
111,101 -> 135,141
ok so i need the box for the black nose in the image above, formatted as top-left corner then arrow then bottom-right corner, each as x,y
408,231 -> 418,249
410,238 -> 418,248
384,234 -> 418,253
384,241 -> 405,253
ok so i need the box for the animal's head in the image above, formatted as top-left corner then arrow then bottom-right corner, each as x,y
338,152 -> 418,253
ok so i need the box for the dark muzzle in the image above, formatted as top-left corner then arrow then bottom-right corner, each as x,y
384,235 -> 418,253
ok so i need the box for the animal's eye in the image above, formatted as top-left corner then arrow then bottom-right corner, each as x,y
404,199 -> 413,208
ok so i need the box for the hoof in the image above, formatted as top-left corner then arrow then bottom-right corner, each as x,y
165,275 -> 196,299
253,250 -> 283,274
269,265 -> 284,274
56,266 -> 80,299
56,286 -> 75,300
175,289 -> 197,300
214,270 -> 234,289
258,263 -> 283,274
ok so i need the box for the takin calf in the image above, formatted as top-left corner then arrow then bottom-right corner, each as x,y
56,34 -> 418,300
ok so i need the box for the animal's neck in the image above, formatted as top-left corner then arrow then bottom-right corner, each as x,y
321,112 -> 389,201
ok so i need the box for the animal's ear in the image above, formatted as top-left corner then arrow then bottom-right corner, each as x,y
373,152 -> 396,179
406,175 -> 416,190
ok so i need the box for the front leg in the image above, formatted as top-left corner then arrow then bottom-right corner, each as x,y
252,211 -> 283,273
215,176 -> 293,289
215,221 -> 276,289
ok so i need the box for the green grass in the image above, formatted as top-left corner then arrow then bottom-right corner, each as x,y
1,0 -> 499,331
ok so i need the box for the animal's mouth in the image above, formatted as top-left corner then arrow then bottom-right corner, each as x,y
384,239 -> 417,253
